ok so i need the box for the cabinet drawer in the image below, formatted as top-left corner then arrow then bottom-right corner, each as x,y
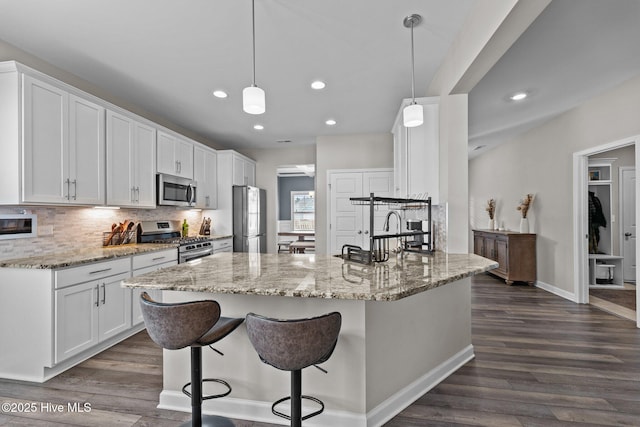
213,238 -> 232,252
55,258 -> 130,289
132,249 -> 177,270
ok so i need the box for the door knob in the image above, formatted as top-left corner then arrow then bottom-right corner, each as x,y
357,230 -> 362,234
625,232 -> 633,238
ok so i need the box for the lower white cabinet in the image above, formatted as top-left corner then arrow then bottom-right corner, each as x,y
0,248 -> 177,382
55,271 -> 131,363
213,238 -> 233,253
131,249 -> 177,325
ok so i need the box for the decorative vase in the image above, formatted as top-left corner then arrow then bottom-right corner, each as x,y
519,217 -> 529,233
488,219 -> 495,230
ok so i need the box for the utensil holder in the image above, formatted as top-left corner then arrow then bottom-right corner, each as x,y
103,230 -> 136,246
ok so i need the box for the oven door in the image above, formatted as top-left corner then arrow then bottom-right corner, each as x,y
157,174 -> 196,207
179,247 -> 214,264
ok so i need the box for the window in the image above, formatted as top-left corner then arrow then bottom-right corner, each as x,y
291,191 -> 315,231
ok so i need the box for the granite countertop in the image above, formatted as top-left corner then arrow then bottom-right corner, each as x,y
0,234 -> 233,269
122,252 -> 498,301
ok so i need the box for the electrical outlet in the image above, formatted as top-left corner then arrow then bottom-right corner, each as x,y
39,225 -> 53,236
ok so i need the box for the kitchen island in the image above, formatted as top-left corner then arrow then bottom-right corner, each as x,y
123,252 -> 496,427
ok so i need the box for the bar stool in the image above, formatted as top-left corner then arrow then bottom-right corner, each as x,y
245,312 -> 342,427
139,292 -> 244,427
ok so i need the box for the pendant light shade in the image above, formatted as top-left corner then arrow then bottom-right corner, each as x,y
403,14 -> 423,128
403,102 -> 423,128
243,85 -> 265,115
243,0 -> 265,115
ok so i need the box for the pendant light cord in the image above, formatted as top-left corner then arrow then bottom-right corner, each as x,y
251,0 -> 256,87
410,20 -> 416,103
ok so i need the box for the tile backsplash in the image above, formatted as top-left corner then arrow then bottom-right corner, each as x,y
0,206 -> 205,261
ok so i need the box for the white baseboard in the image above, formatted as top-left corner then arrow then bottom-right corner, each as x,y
158,344 -> 474,427
366,344 -> 474,426
536,280 -> 578,303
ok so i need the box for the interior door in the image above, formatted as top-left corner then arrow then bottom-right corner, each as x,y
329,172 -> 363,254
621,167 -> 636,282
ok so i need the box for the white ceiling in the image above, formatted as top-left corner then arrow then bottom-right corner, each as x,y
2,1 -> 638,157
0,0 -> 475,150
468,0 -> 640,158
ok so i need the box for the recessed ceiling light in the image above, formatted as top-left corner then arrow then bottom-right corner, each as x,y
253,124 -> 264,130
311,80 -> 326,90
325,119 -> 337,126
509,92 -> 528,101
213,90 -> 228,98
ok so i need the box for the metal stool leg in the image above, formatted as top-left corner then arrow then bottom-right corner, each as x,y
291,369 -> 301,427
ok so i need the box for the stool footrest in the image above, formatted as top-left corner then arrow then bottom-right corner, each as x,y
272,395 -> 324,421
182,378 -> 232,400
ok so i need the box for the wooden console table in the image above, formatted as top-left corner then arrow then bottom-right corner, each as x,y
473,230 -> 536,285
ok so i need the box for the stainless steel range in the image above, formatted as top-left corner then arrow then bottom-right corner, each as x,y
138,220 -> 214,263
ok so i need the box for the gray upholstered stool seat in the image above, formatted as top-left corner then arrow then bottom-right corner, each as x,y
140,292 -> 243,427
245,312 -> 341,427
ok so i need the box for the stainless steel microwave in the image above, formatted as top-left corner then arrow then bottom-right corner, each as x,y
157,174 -> 196,207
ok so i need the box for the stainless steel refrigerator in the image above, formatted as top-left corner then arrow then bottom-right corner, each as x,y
233,185 -> 267,253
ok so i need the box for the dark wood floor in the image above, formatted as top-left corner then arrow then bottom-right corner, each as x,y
1,273 -> 639,426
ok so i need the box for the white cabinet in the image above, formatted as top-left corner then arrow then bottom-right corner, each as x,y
392,97 -> 439,204
131,248 -> 177,325
194,144 -> 218,209
210,150 -> 257,235
106,110 -> 156,208
213,238 -> 233,253
0,65 -> 105,205
232,153 -> 256,186
54,258 -> 131,363
157,130 -> 194,179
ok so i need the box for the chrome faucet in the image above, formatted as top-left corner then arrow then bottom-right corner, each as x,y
383,210 -> 403,253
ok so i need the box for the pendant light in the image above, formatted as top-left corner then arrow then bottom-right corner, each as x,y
403,14 -> 423,128
243,0 -> 265,115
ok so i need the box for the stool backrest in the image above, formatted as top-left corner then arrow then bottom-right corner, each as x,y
140,292 -> 221,350
245,312 -> 342,371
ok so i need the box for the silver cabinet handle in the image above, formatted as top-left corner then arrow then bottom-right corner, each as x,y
65,178 -> 71,200
89,267 -> 112,275
72,179 -> 77,200
206,195 -> 210,207
101,283 -> 106,305
131,187 -> 136,202
152,256 -> 166,261
95,285 -> 100,307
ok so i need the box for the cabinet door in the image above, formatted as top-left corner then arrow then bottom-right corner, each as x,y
69,94 -> 105,205
98,272 -> 132,341
55,281 -> 100,363
232,155 -> 246,186
156,131 -> 177,175
393,124 -> 408,197
495,238 -> 508,275
133,122 -> 156,208
106,110 -> 135,206
175,137 -> 194,179
22,74 -> 68,203
194,145 -> 218,209
131,262 -> 174,325
244,159 -> 256,186
484,236 -> 497,261
473,234 -> 485,257
406,103 -> 439,203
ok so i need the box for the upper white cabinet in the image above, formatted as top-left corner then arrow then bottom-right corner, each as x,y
209,150 -> 256,235
228,151 -> 256,186
157,130 -> 194,179
392,97 -> 439,204
106,110 -> 156,208
0,63 -> 105,205
194,144 -> 218,209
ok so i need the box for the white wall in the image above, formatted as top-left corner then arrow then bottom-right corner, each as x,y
316,133 -> 394,255
469,73 -> 640,295
242,146 -> 316,254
